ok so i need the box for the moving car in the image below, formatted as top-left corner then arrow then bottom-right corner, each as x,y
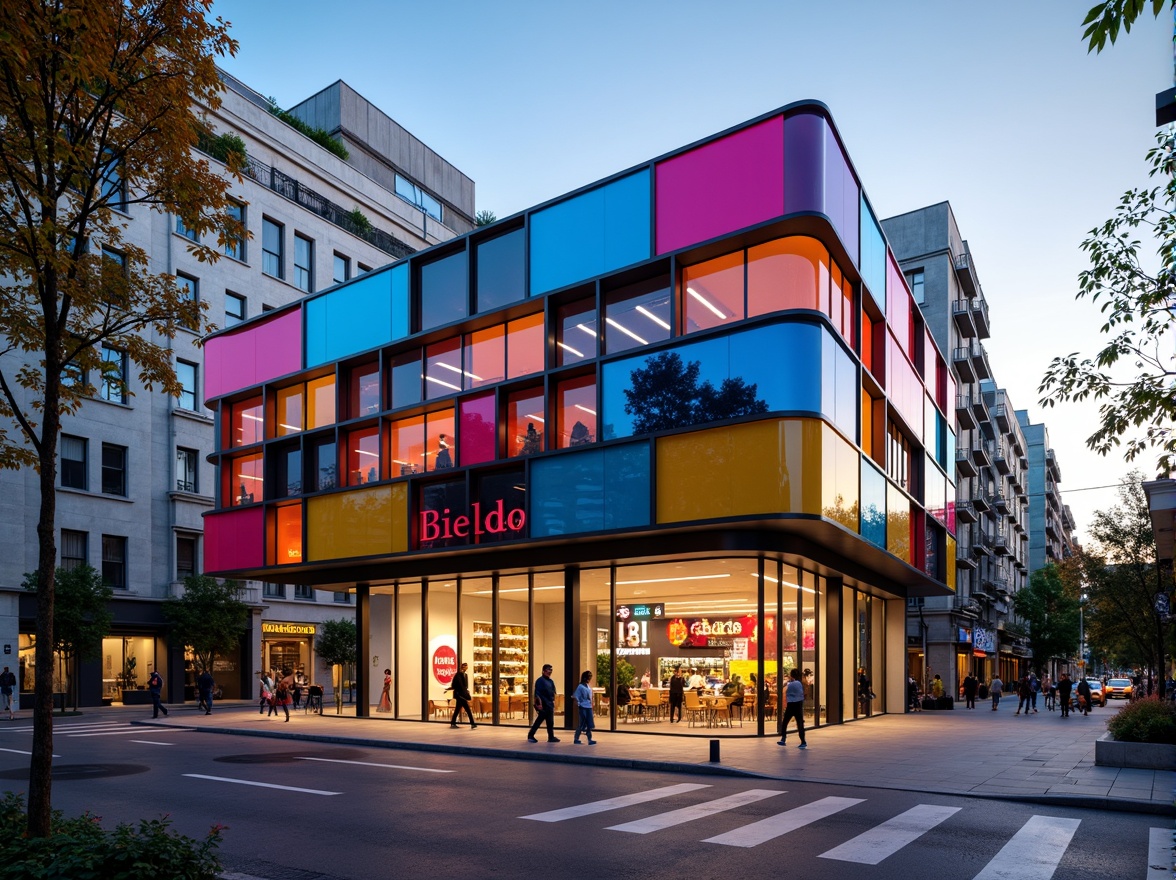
1105,678 -> 1133,700
1084,678 -> 1105,707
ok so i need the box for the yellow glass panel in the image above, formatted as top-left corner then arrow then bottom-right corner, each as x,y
822,424 -> 859,533
946,534 -> 957,591
307,485 -> 401,561
307,375 -> 336,429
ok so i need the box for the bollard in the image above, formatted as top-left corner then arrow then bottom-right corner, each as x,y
709,738 -> 720,763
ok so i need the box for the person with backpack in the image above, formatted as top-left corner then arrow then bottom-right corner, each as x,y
268,668 -> 292,721
148,669 -> 168,718
1075,677 -> 1093,717
258,671 -> 274,715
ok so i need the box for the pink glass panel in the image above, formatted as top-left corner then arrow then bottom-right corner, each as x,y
204,309 -> 302,402
655,116 -> 784,255
886,254 -> 913,357
459,392 -> 496,465
204,506 -> 264,573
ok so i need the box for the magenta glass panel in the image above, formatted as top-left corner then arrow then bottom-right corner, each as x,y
655,116 -> 784,255
203,506 -> 264,573
823,127 -> 859,266
205,309 -> 302,402
459,392 -> 496,466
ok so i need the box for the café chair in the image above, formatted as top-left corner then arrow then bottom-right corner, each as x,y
643,688 -> 665,721
684,690 -> 707,727
304,685 -> 323,714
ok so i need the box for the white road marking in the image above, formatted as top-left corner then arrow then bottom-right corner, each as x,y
183,774 -> 341,796
0,748 -> 58,757
68,728 -> 195,738
1147,826 -> 1173,880
129,740 -> 175,746
521,783 -> 711,822
4,722 -> 124,733
704,796 -> 865,848
607,789 -> 786,834
972,815 -> 1080,880
296,757 -> 453,774
818,803 -> 961,864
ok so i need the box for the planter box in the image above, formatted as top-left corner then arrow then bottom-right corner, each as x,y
1095,731 -> 1176,769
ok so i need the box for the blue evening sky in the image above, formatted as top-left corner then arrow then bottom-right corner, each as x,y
210,0 -> 1169,539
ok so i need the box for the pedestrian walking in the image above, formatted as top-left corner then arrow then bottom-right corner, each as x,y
907,675 -> 922,712
989,674 -> 1003,710
147,669 -> 168,718
377,668 -> 393,714
573,670 -> 596,745
527,663 -> 559,743
856,667 -> 873,713
1029,672 -> 1040,713
269,668 -> 292,721
668,665 -> 685,723
258,671 -> 274,715
962,673 -> 978,709
1075,677 -> 1093,717
777,667 -> 807,749
293,669 -> 307,709
1042,674 -> 1055,711
197,667 -> 214,715
447,663 -> 475,728
1015,675 -> 1033,715
1058,672 -> 1073,718
0,666 -> 16,720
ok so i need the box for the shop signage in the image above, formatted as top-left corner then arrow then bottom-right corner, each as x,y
432,645 -> 457,686
615,604 -> 665,621
956,627 -> 972,644
666,616 -> 758,649
419,500 -> 525,543
261,622 -> 317,636
972,626 -> 996,653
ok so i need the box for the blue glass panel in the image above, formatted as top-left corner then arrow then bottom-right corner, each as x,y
476,228 -> 525,313
731,322 -> 822,415
859,195 -> 886,314
305,270 -> 394,368
935,410 -> 947,468
530,170 -> 651,296
419,250 -> 468,331
860,459 -> 887,549
822,331 -> 857,440
531,449 -> 604,537
603,442 -> 650,530
945,427 -> 956,484
390,262 -> 409,340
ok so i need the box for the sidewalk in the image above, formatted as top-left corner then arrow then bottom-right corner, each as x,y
106,699 -> 1172,814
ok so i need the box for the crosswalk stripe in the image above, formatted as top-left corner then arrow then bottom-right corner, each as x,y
1148,827 -> 1173,879
972,815 -> 1080,880
818,803 -> 961,864
704,796 -> 864,848
0,748 -> 59,757
520,783 -> 711,822
3,722 -> 124,733
183,774 -> 341,796
68,728 -> 194,738
607,789 -> 786,834
296,757 -> 454,774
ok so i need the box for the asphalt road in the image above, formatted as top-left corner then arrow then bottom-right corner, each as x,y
0,717 -> 1167,880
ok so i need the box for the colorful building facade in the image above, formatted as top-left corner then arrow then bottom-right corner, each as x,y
203,102 -> 957,735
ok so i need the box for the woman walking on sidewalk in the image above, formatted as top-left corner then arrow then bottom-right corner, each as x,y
573,671 -> 596,745
777,668 -> 807,749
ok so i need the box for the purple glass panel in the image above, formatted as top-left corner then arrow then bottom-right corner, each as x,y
655,116 -> 784,255
782,113 -> 825,216
203,506 -> 264,573
459,392 -> 496,466
824,129 -> 860,266
205,309 -> 302,402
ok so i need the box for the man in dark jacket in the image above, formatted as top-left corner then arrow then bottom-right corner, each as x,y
1058,672 -> 1073,718
962,673 -> 978,709
197,668 -> 214,715
1075,677 -> 1093,716
668,666 -> 685,723
148,670 -> 168,718
448,662 -> 476,729
526,664 -> 559,743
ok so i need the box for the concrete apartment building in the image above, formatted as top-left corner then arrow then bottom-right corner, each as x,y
883,202 -> 1052,697
1014,416 -> 1078,573
0,71 -> 471,707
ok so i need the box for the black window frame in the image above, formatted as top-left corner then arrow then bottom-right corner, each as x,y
262,217 -> 284,279
100,443 -> 127,496
101,534 -> 127,589
61,529 -> 87,570
176,446 -> 198,493
60,434 -> 88,490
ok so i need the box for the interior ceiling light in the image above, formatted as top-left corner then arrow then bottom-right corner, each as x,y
686,286 -> 727,319
576,323 -> 598,338
574,404 -> 597,416
636,304 -> 670,330
557,341 -> 584,358
605,317 -> 647,346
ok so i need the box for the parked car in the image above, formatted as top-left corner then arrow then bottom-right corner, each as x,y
1084,678 -> 1105,707
1105,678 -> 1133,700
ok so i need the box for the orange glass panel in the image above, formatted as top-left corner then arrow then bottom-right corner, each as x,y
230,396 -> 263,447
860,309 -> 874,374
506,313 -> 544,378
681,251 -> 744,334
506,388 -> 545,457
426,408 -> 456,472
840,275 -> 855,345
347,426 -> 380,486
861,389 -> 873,459
464,325 -> 505,389
275,504 -> 303,565
747,236 -> 828,317
275,386 -> 303,437
307,375 -> 336,429
389,414 -> 425,476
227,452 -> 263,505
556,374 -> 596,449
307,485 -> 405,561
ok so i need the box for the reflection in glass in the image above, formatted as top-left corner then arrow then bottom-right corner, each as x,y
507,388 -> 545,457
603,275 -> 671,354
311,439 -> 337,491
475,228 -> 525,313
556,375 -> 596,449
347,426 -> 380,486
420,251 -> 468,331
275,386 -> 303,436
349,362 -> 380,419
390,415 -> 425,476
681,251 -> 744,334
391,350 -> 422,409
556,297 -> 597,366
425,338 -> 462,400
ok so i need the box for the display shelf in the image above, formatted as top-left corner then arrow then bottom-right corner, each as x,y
472,621 -> 529,694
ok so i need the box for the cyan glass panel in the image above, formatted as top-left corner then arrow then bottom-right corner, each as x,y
419,250 -> 468,331
821,331 -> 857,440
475,228 -> 525,313
531,449 -> 604,536
603,321 -> 822,440
530,170 -> 651,296
860,459 -> 887,549
305,270 -> 395,368
390,262 -> 409,340
602,442 -> 650,530
945,427 -> 956,482
859,196 -> 886,314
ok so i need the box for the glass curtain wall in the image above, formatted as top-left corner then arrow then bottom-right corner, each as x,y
579,567 -> 611,729
497,573 -> 531,724
532,571 -> 566,724
427,579 -> 457,722
396,581 -> 422,719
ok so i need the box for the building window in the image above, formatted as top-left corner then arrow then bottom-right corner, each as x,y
61,529 -> 87,570
176,536 -> 197,580
262,217 -> 283,279
101,535 -> 126,588
333,591 -> 352,604
176,273 -> 199,330
263,583 -> 286,599
225,292 -> 246,328
333,253 -> 350,285
101,443 -> 127,496
294,233 -> 313,293
176,447 -> 198,493
906,269 -> 925,305
100,153 -> 126,211
99,345 -> 127,403
357,263 -> 371,275
294,585 -> 314,600
60,435 -> 87,490
176,359 -> 198,411
175,215 -> 198,242
394,175 -> 443,222
224,201 -> 245,260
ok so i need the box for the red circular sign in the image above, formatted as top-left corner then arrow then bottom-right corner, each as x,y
432,645 -> 458,685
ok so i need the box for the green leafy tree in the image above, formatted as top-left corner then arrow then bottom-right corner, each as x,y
0,0 -> 239,836
163,576 -> 248,680
624,351 -> 768,435
596,653 -> 636,695
1039,131 -> 1176,474
1011,563 -> 1081,676
22,566 -> 112,713
1081,0 -> 1170,53
315,618 -> 357,714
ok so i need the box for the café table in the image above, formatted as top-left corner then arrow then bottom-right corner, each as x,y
699,693 -> 733,727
